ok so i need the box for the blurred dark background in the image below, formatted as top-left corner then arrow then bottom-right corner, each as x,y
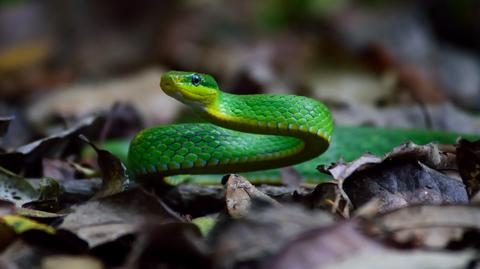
1,0 -> 480,147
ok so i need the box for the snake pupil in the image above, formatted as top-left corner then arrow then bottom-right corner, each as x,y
191,74 -> 201,86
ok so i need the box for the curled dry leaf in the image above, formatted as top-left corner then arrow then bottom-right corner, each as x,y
223,174 -> 280,218
0,115 -> 103,173
319,142 -> 456,182
79,135 -> 128,198
308,182 -> 350,218
320,142 -> 467,213
344,161 -> 468,213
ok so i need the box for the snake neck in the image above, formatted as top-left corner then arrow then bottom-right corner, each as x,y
197,92 -> 333,164
201,92 -> 333,141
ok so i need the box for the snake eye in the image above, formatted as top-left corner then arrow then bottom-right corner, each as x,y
191,74 -> 201,86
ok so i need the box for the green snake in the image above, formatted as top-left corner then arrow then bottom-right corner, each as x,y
128,71 -> 333,184
127,71 -> 476,185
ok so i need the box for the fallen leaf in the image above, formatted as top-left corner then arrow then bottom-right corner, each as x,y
0,116 -> 14,138
0,222 -> 16,253
1,215 -> 55,234
320,142 -> 467,212
264,221 -> 382,269
26,68 -> 181,126
42,159 -> 77,181
79,135 -> 128,198
40,255 -> 103,269
265,218 -> 476,269
0,115 -> 104,173
209,203 -> 334,268
15,208 -> 65,219
125,222 -> 210,269
344,161 -> 468,212
0,166 -> 39,207
456,139 -> 480,197
373,204 -> 480,248
223,174 -> 280,218
59,188 -> 176,247
321,249 -> 473,269
192,216 -> 216,236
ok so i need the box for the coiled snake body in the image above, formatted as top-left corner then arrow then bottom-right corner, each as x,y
128,71 -> 333,184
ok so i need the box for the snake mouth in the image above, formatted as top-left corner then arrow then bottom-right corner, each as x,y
160,74 -> 177,93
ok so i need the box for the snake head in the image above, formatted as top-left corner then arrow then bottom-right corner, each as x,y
160,71 -> 220,110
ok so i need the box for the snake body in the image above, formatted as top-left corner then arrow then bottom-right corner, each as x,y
128,71 -> 333,183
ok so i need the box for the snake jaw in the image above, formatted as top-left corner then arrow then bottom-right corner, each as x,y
160,71 -> 220,110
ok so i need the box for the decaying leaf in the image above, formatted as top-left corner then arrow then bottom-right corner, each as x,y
456,139 -> 480,197
126,222 -> 210,269
41,255 -> 103,269
209,203 -> 334,268
308,182 -> 350,217
192,216 -> 216,236
264,222 -> 382,269
1,215 -> 55,234
79,135 -> 128,198
320,142 -> 467,212
59,188 -> 176,247
0,115 -> 104,173
265,216 -> 476,269
344,161 -> 468,212
0,166 -> 39,207
42,159 -> 77,181
1,230 -> 88,268
0,222 -> 16,253
319,248 -> 473,269
15,208 -> 64,219
0,116 -> 14,138
373,204 -> 480,248
223,174 -> 280,218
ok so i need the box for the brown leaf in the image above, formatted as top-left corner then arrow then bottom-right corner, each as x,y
264,222 -> 382,269
265,216 -> 475,269
79,135 -> 128,198
42,159 -> 77,180
456,139 -> 480,197
308,182 -> 350,218
126,222 -> 210,269
223,174 -> 280,218
41,255 -> 103,269
0,115 -> 104,174
321,142 -> 467,213
0,166 -> 39,207
209,203 -> 334,268
0,223 -> 16,253
59,188 -> 176,248
0,116 -> 14,138
373,204 -> 480,249
344,161 -> 467,213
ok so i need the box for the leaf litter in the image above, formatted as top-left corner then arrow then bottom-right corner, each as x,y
1,106 -> 480,268
0,91 -> 479,268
